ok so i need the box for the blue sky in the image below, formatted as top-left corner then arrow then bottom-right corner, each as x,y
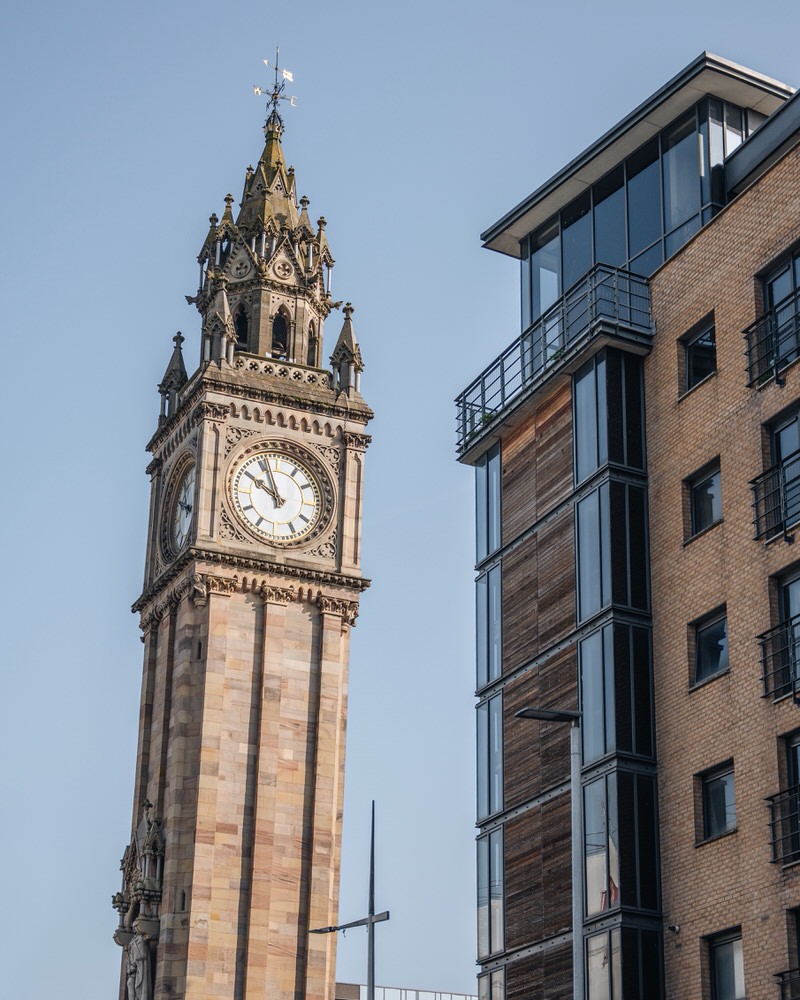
1,2 -> 798,997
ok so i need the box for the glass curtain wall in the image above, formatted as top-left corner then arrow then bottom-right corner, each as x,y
520,98 -> 755,328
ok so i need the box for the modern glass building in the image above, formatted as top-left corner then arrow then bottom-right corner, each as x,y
458,54 -> 800,1000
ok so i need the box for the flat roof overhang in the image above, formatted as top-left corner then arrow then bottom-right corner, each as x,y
481,52 -> 794,259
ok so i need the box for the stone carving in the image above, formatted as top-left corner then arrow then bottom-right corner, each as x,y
193,401 -> 231,424
205,574 -> 239,595
234,355 -> 331,388
189,575 -> 208,608
258,583 -> 294,604
308,531 -> 337,560
343,431 -> 372,450
315,444 -> 341,471
317,595 -> 359,626
219,508 -> 251,543
224,425 -> 260,456
125,934 -> 153,1000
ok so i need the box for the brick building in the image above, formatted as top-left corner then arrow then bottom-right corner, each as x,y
457,54 -> 800,1000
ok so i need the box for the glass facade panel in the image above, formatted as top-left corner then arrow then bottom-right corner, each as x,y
477,701 -> 488,818
577,484 -> 611,622
489,829 -> 503,954
695,613 -> 728,683
574,354 -> 608,483
476,564 -> 502,689
703,767 -> 736,838
530,219 -> 561,323
710,934 -> 745,1000
562,191 -> 593,291
587,928 -> 621,1000
476,444 -> 501,562
662,112 -> 700,232
690,466 -> 722,535
477,836 -> 489,957
627,139 -> 661,257
581,624 -> 616,764
593,167 -> 626,267
585,775 -> 618,916
685,321 -> 716,389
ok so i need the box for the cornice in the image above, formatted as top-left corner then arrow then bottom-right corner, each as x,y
146,368 -> 372,455
133,544 -> 369,613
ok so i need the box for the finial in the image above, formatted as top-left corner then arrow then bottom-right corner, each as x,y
173,332 -> 184,349
343,302 -> 355,320
300,195 -> 310,209
224,193 -> 234,209
253,46 -> 297,134
317,216 -> 327,230
210,213 -> 218,226
246,165 -> 254,178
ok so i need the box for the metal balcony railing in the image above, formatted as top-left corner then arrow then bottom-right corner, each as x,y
767,785 -> 800,864
759,614 -> 800,702
745,287 -> 800,386
776,969 -> 800,1000
455,265 -> 652,454
751,449 -> 800,540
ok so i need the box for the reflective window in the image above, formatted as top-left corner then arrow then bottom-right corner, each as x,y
593,166 -> 626,268
478,969 -> 504,1000
683,317 -> 717,391
627,139 -> 661,258
694,610 -> 728,684
477,694 -> 503,819
476,444 -> 501,561
701,763 -> 736,839
587,928 -> 621,1000
584,774 -> 620,917
476,564 -> 502,688
530,219 -> 561,324
562,191 -> 593,291
662,112 -> 701,234
574,354 -> 608,483
709,931 -> 745,1000
577,484 -> 611,621
477,829 -> 504,958
688,463 -> 722,536
765,248 -> 800,376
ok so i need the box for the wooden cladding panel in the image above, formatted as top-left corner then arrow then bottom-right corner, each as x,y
501,383 -> 573,547
503,647 -> 577,809
502,537 -> 539,674
504,796 -> 572,950
501,510 -> 575,675
506,942 -> 572,1000
536,509 -> 575,649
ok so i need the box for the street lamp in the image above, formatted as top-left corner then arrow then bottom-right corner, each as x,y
516,707 -> 583,1000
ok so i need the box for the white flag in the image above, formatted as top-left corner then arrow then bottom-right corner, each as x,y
282,69 -> 293,82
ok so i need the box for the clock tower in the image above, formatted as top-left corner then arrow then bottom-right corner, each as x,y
112,79 -> 372,1000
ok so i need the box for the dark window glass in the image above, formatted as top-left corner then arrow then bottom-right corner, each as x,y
609,482 -> 649,611
695,612 -> 728,683
662,112 -> 701,232
765,250 -> 800,377
636,774 -> 659,910
530,218 -> 561,322
689,464 -> 722,535
234,305 -> 249,346
685,319 -> 716,390
562,190 -> 593,291
476,565 -> 502,688
724,104 -> 744,155
574,353 -> 608,483
631,626 -> 654,758
593,166 -> 626,268
577,484 -> 611,622
476,444 -> 501,561
702,765 -> 736,839
271,313 -> 288,358
665,213 -> 701,257
627,139 -> 661,257
629,241 -> 663,276
709,932 -> 745,1000
580,625 -> 615,764
476,694 -> 503,819
606,351 -> 645,470
520,237 -> 532,329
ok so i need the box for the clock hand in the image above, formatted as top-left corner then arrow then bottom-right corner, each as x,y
252,476 -> 285,507
262,461 -> 286,505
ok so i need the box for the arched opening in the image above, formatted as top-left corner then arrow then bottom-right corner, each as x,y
234,305 -> 249,347
306,324 -> 318,367
271,313 -> 289,359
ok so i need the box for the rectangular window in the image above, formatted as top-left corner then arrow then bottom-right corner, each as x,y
686,461 -> 722,538
476,564 -> 502,688
477,828 -> 504,958
477,694 -> 503,820
709,931 -> 745,1000
478,969 -> 505,1000
586,927 -> 621,1000
584,773 -> 620,917
476,443 -> 501,562
574,353 -> 608,484
682,315 -> 717,391
692,608 -> 729,685
700,762 -> 736,840
577,484 -> 611,622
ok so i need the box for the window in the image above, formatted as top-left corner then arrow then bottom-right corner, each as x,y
477,829 -> 503,958
709,931 -> 745,1000
682,315 -> 716,391
686,462 -> 722,538
234,304 -> 249,346
478,968 -> 504,1000
700,762 -> 736,840
476,564 -> 501,688
476,443 -> 501,561
477,694 -> 503,819
587,928 -> 662,1000
766,248 -> 800,375
271,312 -> 289,358
692,609 -> 728,684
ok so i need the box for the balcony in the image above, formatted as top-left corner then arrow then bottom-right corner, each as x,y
767,785 -> 800,865
759,614 -> 800,702
455,265 -> 652,456
745,287 -> 800,386
751,450 -> 800,540
776,970 -> 800,1000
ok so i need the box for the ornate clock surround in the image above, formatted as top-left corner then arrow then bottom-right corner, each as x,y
160,452 -> 197,563
226,437 -> 336,548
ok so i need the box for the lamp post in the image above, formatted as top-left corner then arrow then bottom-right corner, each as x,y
516,707 -> 583,1000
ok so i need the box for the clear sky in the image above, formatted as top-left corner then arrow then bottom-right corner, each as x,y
1,2 -> 798,997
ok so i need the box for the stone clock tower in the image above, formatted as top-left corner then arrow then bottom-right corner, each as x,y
111,80 -> 372,1000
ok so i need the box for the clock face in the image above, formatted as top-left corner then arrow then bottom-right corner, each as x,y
170,464 -> 196,552
232,451 -> 322,542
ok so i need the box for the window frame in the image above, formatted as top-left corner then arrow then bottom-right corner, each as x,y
707,928 -> 745,1000
685,459 -> 722,541
680,313 -> 717,395
690,606 -> 729,687
697,760 -> 737,843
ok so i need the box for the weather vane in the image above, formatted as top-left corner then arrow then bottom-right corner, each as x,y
253,47 -> 297,132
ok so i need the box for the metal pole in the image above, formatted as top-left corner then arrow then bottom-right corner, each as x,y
570,723 -> 584,1000
368,800 -> 375,1000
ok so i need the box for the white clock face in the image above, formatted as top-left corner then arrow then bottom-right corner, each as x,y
232,452 -> 322,542
171,464 -> 196,551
